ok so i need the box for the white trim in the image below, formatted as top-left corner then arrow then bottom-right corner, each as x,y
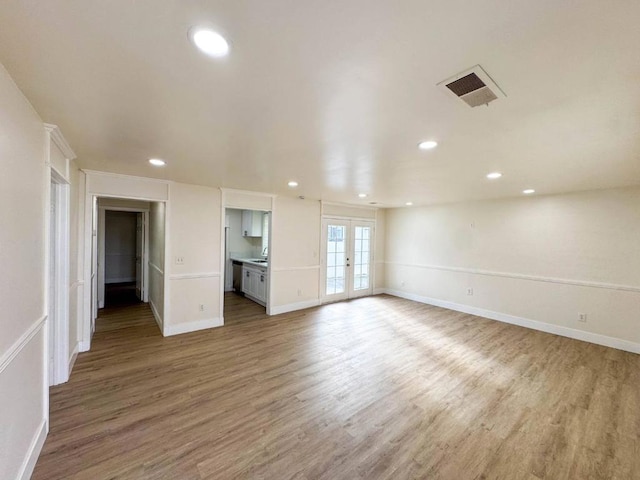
149,262 -> 164,275
271,265 -> 320,272
44,123 -> 77,160
384,289 -> 640,355
269,299 -> 321,315
149,299 -> 164,333
68,343 -> 79,375
169,272 -> 221,280
373,287 -> 386,295
79,340 -> 90,353
48,170 -> 71,386
164,317 -> 223,336
16,419 -> 48,480
0,316 -> 46,374
385,261 -> 640,293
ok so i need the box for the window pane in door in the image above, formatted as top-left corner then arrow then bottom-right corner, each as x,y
326,225 -> 346,295
353,226 -> 371,290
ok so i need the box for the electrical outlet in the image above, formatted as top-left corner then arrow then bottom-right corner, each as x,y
199,304 -> 205,312
578,313 -> 587,323
467,288 -> 474,296
175,256 -> 184,265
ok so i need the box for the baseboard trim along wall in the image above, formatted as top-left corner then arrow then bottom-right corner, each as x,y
68,342 -> 79,376
163,317 -> 223,336
17,419 -> 47,480
149,299 -> 164,333
384,289 -> 640,355
269,299 -> 321,316
79,340 -> 90,353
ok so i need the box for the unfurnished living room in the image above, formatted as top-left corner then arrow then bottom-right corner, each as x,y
1,2 -> 639,479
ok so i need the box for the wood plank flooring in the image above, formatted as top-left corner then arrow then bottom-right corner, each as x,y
33,294 -> 640,479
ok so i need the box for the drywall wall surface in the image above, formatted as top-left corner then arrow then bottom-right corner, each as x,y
385,187 -> 640,347
0,62 -> 47,480
149,202 -> 165,326
374,209 -> 386,291
97,198 -> 150,210
224,190 -> 272,211
166,183 -> 221,331
87,172 -> 169,201
104,211 -> 137,283
322,203 -> 377,219
271,197 -> 322,309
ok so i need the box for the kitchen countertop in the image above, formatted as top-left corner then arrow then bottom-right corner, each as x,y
231,257 -> 268,269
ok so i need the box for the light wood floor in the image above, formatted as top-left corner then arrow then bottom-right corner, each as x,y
33,294 -> 640,479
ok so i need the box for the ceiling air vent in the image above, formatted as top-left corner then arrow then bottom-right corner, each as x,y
438,65 -> 506,107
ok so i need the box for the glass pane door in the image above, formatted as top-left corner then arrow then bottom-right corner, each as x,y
352,225 -> 371,291
322,219 -> 374,302
324,222 -> 348,299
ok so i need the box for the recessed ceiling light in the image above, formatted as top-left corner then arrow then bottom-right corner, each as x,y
486,172 -> 502,179
358,193 -> 368,198
523,189 -> 536,194
405,201 -> 413,206
149,158 -> 166,166
418,140 -> 438,150
288,181 -> 298,187
189,28 -> 229,58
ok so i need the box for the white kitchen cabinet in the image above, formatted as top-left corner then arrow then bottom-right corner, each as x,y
242,265 -> 267,306
241,210 -> 263,237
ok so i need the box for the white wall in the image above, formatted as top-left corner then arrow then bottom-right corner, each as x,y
104,211 -> 137,283
0,63 -> 48,480
165,182 -> 222,335
148,202 -> 165,330
270,197 -> 322,313
384,187 -> 640,352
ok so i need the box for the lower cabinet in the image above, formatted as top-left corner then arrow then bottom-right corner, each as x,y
242,265 -> 267,306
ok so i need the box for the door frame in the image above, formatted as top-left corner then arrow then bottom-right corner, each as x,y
320,217 -> 375,304
48,169 -> 70,385
97,206 -> 150,308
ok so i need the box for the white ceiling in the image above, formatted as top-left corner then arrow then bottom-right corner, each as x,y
1,0 -> 639,206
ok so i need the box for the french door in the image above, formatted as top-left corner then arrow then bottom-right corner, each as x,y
321,218 -> 374,302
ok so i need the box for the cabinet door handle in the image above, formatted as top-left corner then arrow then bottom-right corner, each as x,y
246,271 -> 250,277
260,275 -> 264,282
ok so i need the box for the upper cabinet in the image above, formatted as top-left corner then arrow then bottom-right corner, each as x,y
241,210 -> 263,237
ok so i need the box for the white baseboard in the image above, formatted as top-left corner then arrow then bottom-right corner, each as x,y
373,287 -> 386,295
163,317 -> 223,336
78,340 -> 90,353
149,299 -> 163,334
17,418 -> 47,480
269,299 -> 321,315
384,289 -> 640,355
68,342 -> 79,377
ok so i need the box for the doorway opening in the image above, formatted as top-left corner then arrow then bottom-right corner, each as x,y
321,218 -> 375,303
223,208 -> 271,323
97,202 -> 149,309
